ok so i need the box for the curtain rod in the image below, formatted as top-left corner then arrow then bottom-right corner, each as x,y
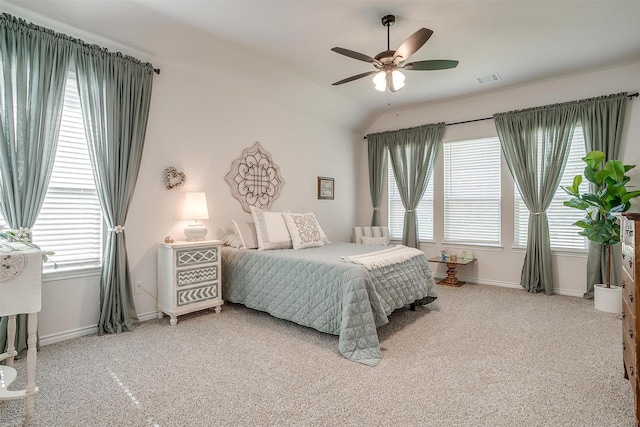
363,91 -> 639,139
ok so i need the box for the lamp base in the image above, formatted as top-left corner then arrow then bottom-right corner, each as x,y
184,222 -> 208,241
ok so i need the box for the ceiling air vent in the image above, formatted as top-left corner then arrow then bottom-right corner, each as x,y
475,73 -> 501,84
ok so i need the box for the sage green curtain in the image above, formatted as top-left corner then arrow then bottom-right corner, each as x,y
0,14 -> 72,356
385,123 -> 444,248
578,92 -> 628,298
366,134 -> 388,226
495,105 -> 577,294
75,48 -> 154,334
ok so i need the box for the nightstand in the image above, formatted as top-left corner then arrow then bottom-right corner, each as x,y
157,240 -> 223,325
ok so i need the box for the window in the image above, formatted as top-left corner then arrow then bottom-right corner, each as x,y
444,137 -> 501,245
514,125 -> 587,250
0,70 -> 103,272
388,157 -> 434,242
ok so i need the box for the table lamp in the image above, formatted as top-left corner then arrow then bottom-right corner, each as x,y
183,192 -> 209,241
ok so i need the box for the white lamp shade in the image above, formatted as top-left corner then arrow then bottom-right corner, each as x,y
183,192 -> 209,241
183,192 -> 209,220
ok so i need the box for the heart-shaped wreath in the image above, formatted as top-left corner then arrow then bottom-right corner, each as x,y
164,167 -> 186,190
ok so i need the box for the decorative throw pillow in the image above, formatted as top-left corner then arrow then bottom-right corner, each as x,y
282,212 -> 324,250
360,236 -> 390,246
222,233 -> 242,248
317,222 -> 330,244
232,220 -> 259,249
250,206 -> 292,250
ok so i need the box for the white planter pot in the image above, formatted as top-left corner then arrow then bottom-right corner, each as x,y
594,284 -> 622,314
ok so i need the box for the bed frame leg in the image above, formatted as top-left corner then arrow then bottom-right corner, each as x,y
410,303 -> 416,311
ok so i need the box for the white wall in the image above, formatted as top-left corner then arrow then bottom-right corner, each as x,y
6,7 -> 362,343
9,4 -> 639,343
358,62 -> 640,296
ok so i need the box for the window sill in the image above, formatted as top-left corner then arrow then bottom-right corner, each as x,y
442,242 -> 504,251
43,266 -> 101,282
512,246 -> 588,257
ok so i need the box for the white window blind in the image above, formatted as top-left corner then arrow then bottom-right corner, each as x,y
388,157 -> 434,242
514,125 -> 587,250
444,137 -> 502,245
0,70 -> 103,271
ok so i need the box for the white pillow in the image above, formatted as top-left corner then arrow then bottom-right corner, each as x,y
282,212 -> 324,250
232,220 -> 259,249
360,236 -> 390,246
250,206 -> 292,250
317,221 -> 330,244
222,233 -> 242,248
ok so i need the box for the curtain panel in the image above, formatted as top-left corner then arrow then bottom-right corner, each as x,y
0,13 -> 157,348
577,92 -> 628,298
365,134 -> 388,226
494,104 -> 578,294
0,14 -> 73,356
75,47 -> 154,334
380,123 -> 444,248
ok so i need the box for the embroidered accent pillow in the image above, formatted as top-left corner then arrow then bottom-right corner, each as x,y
282,212 -> 324,250
250,207 -> 292,250
360,236 -> 390,246
232,220 -> 259,249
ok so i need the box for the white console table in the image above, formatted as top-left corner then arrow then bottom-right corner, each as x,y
0,244 -> 42,420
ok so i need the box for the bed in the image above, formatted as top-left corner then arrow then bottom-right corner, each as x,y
221,242 -> 437,366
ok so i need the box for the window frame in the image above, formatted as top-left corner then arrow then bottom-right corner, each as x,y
443,136 -> 502,247
513,124 -> 588,253
0,67 -> 104,278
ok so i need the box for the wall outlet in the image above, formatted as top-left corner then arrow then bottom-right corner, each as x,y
135,281 -> 143,294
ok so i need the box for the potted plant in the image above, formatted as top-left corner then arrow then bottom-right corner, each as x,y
562,150 -> 640,312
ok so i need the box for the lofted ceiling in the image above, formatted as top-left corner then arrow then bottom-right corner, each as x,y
4,0 -> 640,130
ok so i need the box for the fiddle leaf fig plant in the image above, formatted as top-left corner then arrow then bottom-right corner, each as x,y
562,150 -> 640,287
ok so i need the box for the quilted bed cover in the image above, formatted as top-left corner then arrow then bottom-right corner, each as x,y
221,242 -> 437,366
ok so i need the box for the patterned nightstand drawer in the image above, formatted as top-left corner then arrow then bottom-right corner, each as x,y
176,247 -> 218,267
177,266 -> 218,287
177,284 -> 218,306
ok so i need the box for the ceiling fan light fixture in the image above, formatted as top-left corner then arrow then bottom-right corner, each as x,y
331,14 -> 458,90
390,69 -> 405,91
373,71 -> 387,92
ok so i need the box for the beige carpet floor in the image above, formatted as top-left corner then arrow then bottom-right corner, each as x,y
1,283 -> 635,426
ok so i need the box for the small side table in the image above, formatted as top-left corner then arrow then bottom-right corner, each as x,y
0,245 -> 42,421
428,256 -> 477,287
157,240 -> 223,325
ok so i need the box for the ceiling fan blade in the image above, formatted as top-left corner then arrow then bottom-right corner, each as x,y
331,47 -> 382,66
393,28 -> 433,62
402,59 -> 459,71
332,71 -> 379,86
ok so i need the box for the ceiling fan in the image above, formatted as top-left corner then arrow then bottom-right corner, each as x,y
331,15 -> 459,92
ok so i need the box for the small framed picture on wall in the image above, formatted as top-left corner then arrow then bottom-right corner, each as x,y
318,177 -> 334,200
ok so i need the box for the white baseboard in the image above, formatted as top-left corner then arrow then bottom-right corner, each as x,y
435,274 -> 587,298
39,324 -> 98,346
39,310 -> 159,346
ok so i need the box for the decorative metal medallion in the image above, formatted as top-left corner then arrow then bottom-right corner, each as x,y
0,253 -> 28,282
225,142 -> 285,212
